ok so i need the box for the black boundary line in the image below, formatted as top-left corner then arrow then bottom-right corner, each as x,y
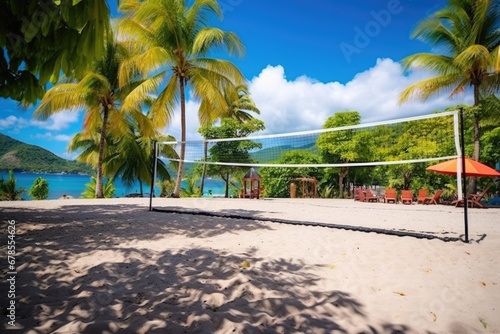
152,208 -> 462,243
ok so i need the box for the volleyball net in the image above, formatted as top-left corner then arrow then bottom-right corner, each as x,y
149,110 -> 473,242
156,111 -> 460,168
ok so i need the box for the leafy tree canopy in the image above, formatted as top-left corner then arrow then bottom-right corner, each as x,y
198,117 -> 265,197
0,0 -> 111,105
316,111 -> 370,198
259,150 -> 323,198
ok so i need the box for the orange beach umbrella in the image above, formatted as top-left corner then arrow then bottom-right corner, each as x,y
426,157 -> 500,177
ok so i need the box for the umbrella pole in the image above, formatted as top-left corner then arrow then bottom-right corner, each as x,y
460,108 -> 469,243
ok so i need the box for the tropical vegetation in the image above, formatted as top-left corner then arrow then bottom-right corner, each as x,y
317,111 -> 371,198
118,0 -> 246,197
260,151 -> 323,198
0,0 -> 111,106
0,170 -> 25,201
1,0 -> 498,201
198,117 -> 265,198
34,36 -> 157,198
399,0 -> 500,192
81,176 -> 116,199
180,173 -> 202,198
29,176 -> 49,200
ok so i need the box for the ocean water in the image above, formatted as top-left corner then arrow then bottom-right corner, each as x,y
0,171 -> 226,200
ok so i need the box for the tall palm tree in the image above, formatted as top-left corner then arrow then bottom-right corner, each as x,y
118,0 -> 245,197
34,37 -> 155,198
398,0 -> 500,192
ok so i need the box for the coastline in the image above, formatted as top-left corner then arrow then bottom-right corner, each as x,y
0,172 -> 227,200
1,198 -> 499,333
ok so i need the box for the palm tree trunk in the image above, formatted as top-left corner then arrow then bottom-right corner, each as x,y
172,77 -> 186,198
469,84 -> 481,194
95,103 -> 109,198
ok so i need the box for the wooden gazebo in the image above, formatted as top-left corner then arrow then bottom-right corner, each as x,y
240,168 -> 262,199
294,177 -> 318,198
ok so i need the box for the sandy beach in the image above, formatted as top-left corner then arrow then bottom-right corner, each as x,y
1,197 -> 499,333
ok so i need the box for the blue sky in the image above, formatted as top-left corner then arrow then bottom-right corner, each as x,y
1,0 -> 470,160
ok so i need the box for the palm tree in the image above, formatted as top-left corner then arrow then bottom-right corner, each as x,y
34,37 -> 155,198
219,84 -> 260,122
118,0 -> 245,197
0,170 -> 26,201
399,0 -> 500,192
180,173 -> 202,197
106,132 -> 178,197
81,176 -> 116,199
199,83 -> 260,194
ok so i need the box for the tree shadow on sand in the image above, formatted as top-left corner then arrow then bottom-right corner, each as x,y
3,204 -> 276,245
1,204 -> 412,333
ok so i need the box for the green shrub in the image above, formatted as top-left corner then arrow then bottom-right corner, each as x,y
0,170 -> 26,201
81,176 -> 115,198
29,177 -> 49,200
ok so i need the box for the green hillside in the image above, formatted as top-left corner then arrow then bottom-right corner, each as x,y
0,133 -> 93,174
250,142 -> 318,163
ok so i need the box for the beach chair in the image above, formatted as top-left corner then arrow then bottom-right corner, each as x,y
353,187 -> 361,201
401,190 -> 413,205
423,190 -> 443,205
357,188 -> 366,202
417,189 -> 428,204
453,184 -> 490,208
385,188 -> 397,203
365,188 -> 378,202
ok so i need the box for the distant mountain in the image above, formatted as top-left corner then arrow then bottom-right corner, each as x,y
0,133 -> 93,174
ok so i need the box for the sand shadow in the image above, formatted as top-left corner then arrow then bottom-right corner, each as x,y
4,245 -> 413,333
1,204 -> 415,333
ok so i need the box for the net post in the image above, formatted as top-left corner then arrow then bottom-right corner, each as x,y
200,140 -> 208,195
453,111 -> 463,200
459,108 -> 469,243
149,140 -> 158,212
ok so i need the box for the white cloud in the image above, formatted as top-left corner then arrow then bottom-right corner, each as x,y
163,58 -> 471,142
1,109 -> 81,144
0,115 -> 30,130
164,99 -> 203,141
249,59 -> 470,135
30,110 -> 81,131
30,132 -> 72,142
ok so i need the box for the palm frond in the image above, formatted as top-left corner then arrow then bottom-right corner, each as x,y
33,83 -> 85,119
122,72 -> 166,112
192,28 -> 245,57
454,44 -> 492,70
191,58 -> 245,83
399,75 -> 465,103
150,75 -> 178,128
